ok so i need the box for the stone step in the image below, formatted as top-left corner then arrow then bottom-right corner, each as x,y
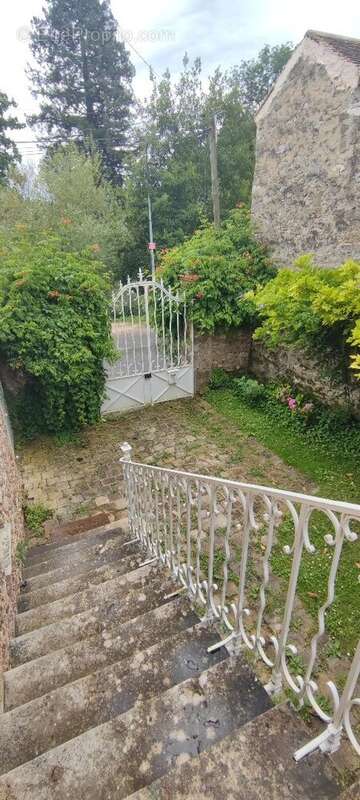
129,704 -> 341,800
23,526 -> 129,577
6,597 -> 196,707
26,519 -> 126,560
21,539 -> 140,594
16,561 -> 157,635
0,623 -> 227,774
9,570 -> 178,670
0,656 -> 271,800
18,550 -> 145,612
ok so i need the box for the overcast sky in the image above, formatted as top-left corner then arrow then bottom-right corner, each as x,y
2,0 -> 360,161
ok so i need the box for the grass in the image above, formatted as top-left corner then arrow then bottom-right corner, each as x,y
205,387 -> 360,657
206,388 -> 360,502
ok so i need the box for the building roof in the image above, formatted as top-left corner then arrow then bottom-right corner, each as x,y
256,29 -> 360,122
306,30 -> 360,66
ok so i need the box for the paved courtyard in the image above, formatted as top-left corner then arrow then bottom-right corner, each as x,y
18,398 -> 314,522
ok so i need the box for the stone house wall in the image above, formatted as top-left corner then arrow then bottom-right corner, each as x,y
252,34 -> 360,267
0,383 -> 24,706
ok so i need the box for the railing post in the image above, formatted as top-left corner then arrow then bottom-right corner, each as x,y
120,442 -> 133,462
294,638 -> 360,760
120,442 -> 133,538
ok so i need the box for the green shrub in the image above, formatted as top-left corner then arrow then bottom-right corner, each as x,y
252,256 -> 360,379
233,375 -> 268,404
157,207 -> 276,333
24,503 -> 53,535
208,368 -> 234,389
0,233 -> 115,434
350,319 -> 360,376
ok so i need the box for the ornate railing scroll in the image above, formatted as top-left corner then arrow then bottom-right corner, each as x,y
120,442 -> 360,761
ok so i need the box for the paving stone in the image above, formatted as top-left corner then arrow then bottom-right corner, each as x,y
95,495 -> 110,507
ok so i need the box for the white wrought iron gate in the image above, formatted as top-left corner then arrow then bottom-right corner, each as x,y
102,271 -> 194,414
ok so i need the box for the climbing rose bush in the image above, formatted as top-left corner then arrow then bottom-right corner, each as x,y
157,207 -> 276,333
0,233 -> 115,434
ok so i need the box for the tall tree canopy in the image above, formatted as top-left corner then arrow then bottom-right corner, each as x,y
119,43 -> 293,277
236,43 -> 293,112
28,0 -> 134,184
0,145 -> 128,278
120,56 -> 257,277
0,92 -> 24,185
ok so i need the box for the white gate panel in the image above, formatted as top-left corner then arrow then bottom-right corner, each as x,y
151,367 -> 194,404
102,271 -> 194,415
102,374 -> 147,414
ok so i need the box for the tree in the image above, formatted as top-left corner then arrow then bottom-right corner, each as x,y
235,43 -> 293,112
0,145 -> 129,279
0,93 -> 24,185
28,0 -> 134,184
121,57 -> 256,276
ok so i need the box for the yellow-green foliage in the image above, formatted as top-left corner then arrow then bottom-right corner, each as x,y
350,320 -> 360,376
252,256 -> 360,379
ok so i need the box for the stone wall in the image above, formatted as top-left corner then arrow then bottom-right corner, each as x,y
194,327 -> 360,416
252,36 -> 360,267
0,383 -> 24,707
250,341 -> 360,417
194,329 -> 252,392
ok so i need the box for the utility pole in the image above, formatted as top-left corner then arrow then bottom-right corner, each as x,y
147,193 -> 155,279
209,113 -> 220,229
146,145 -> 156,279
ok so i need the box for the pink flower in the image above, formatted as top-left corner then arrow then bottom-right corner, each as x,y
288,397 -> 297,411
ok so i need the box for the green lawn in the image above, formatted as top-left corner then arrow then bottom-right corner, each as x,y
206,388 -> 360,656
206,388 -> 360,502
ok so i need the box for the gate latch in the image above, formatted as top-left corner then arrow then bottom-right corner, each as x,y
168,369 -> 177,385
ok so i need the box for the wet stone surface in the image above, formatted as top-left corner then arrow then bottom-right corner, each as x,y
9,570 -> 178,673
0,657 -> 271,800
130,704 -> 341,800
5,596 -> 198,708
0,623 -> 228,773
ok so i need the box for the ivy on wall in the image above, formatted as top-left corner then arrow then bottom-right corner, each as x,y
0,233 -> 115,435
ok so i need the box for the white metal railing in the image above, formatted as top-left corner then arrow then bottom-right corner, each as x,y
121,442 -> 360,761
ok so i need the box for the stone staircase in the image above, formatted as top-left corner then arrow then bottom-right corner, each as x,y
0,518 -> 352,799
